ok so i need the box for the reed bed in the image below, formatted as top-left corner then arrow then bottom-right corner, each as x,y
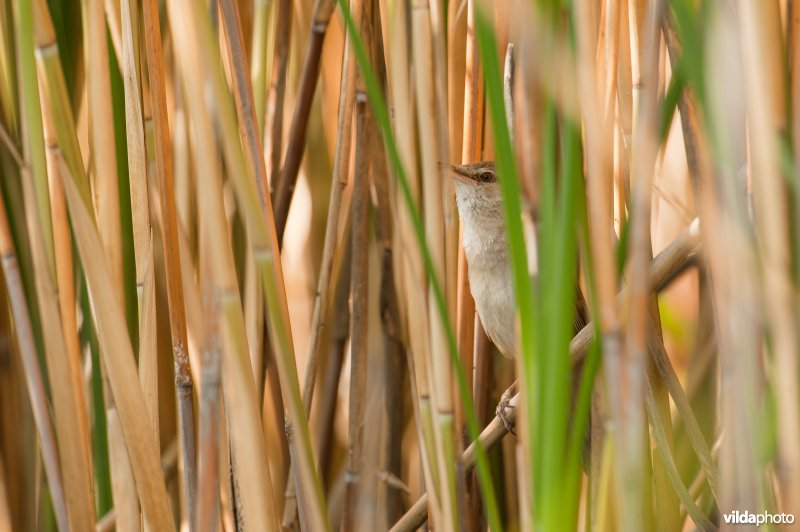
0,0 -> 798,530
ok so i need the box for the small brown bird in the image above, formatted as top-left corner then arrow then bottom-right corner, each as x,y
450,162 -> 589,430
451,161 -> 588,354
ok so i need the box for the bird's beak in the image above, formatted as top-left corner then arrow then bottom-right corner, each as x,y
445,163 -> 472,183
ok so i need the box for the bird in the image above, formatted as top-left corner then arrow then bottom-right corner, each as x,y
450,161 -> 589,431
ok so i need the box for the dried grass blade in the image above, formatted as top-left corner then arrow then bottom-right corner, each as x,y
59,156 -> 175,531
0,188 -> 68,532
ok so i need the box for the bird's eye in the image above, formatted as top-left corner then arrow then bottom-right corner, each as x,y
479,172 -> 494,183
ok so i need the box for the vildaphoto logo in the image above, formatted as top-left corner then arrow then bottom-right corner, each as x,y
722,510 -> 796,526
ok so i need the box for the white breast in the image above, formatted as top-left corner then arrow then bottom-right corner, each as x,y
455,181 -> 518,358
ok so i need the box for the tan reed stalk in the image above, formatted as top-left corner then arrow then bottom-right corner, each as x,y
313,233 -> 352,479
342,48 -> 371,530
119,0 -> 160,450
387,0 -> 443,524
38,52 -> 142,530
58,153 -> 175,529
140,0 -> 198,521
263,0 -> 291,186
739,0 -> 800,518
103,0 -> 123,64
371,114 -> 407,527
12,0 -> 53,271
429,0 -> 458,362
0,184 -> 68,532
14,0 -> 89,494
447,0 -> 467,163
411,2 -> 459,529
392,219 -> 702,530
643,379 -> 714,531
456,0 -> 482,409
218,0 -> 268,397
602,0 -> 620,128
301,0 -> 358,415
250,0 -> 271,135
18,7 -> 100,530
620,0 -> 665,527
701,4 -> 764,515
627,0 -> 644,136
271,0 -> 335,242
276,0 -> 359,522
645,320 -> 719,504
169,4 -> 278,530
180,0 -> 328,530
457,2 -> 487,526
791,0 -> 800,248
216,0 -> 300,524
195,240 -> 222,532
573,0 -> 627,524
616,0 -> 633,207
84,0 -> 124,300
220,0 -> 271,208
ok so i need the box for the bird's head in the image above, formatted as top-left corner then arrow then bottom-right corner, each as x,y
448,160 -> 503,210
447,161 -> 505,231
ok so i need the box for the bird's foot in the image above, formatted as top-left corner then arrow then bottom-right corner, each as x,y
495,381 -> 518,436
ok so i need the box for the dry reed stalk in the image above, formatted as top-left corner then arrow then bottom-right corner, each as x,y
218,0 -> 329,527
140,0 -> 198,520
411,2 -> 458,528
17,13 -> 99,530
220,0 -> 270,209
0,184 -> 68,532
12,0 -> 53,270
84,0 -> 124,300
701,6 -> 763,514
573,0 -> 627,525
313,236 -> 351,479
103,0 -> 123,65
739,0 -> 800,517
387,1 -> 443,524
456,0 -> 482,410
167,2 -> 294,529
119,0 -> 160,448
14,3 -> 95,526
620,0 -> 669,528
391,220 -> 702,530
791,0 -> 800,251
171,0 -> 328,529
196,239 -> 222,532
300,0 -> 359,416
274,20 -> 356,522
272,0 -> 335,242
429,0 -> 458,377
643,378 -> 714,531
371,117 -> 407,527
250,0 -> 271,136
457,2 -> 487,526
273,0 -> 335,235
342,47 -> 371,530
58,153 -> 175,529
601,0 -> 621,124
263,0 -> 291,187
29,10 -> 143,524
219,0 -> 269,404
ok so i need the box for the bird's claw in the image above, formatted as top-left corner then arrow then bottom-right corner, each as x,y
495,391 -> 516,436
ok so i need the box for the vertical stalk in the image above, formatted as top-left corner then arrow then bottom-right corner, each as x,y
272,0 -> 335,242
342,49 -> 371,529
411,2 -> 458,528
263,0 -> 291,187
0,187 -> 68,532
140,0 -> 198,521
